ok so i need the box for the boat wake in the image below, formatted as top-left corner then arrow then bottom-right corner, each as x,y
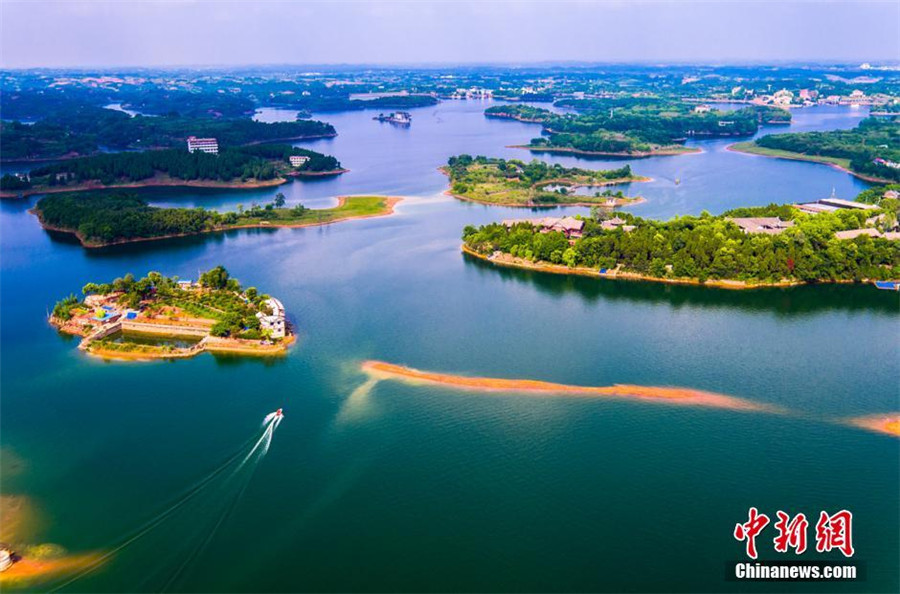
50,410 -> 284,592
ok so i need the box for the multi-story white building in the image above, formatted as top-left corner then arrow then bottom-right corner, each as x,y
289,155 -> 310,167
256,297 -> 286,338
186,136 -> 219,154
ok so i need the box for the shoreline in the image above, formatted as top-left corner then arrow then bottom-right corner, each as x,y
726,142 -> 894,184
50,315 -> 298,361
1,168 -> 348,199
84,334 -> 297,361
33,195 -> 402,248
510,144 -> 702,158
462,243 -> 814,290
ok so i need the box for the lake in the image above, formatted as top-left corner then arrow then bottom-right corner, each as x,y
0,101 -> 897,592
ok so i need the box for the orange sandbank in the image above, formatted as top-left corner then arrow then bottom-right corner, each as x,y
845,414 -> 900,438
361,360 -> 771,412
0,552 -> 103,588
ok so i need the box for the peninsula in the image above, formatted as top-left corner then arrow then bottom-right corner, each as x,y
1,144 -> 345,197
728,117 -> 900,183
485,101 -> 790,157
50,267 -> 293,360
461,199 -> 900,288
442,154 -> 648,207
32,193 -> 400,248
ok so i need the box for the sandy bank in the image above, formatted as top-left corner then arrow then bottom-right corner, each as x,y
361,360 -> 771,412
845,414 -> 900,438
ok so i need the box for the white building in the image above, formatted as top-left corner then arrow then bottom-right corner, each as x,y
186,136 -> 219,154
289,155 -> 310,167
256,297 -> 286,338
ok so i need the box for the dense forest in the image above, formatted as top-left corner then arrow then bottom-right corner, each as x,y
462,202 -> 900,284
445,154 -> 640,205
36,193 -> 223,244
754,117 -> 900,181
3,145 -> 340,190
486,100 -> 790,154
856,183 -> 900,204
0,105 -> 336,161
34,191 -> 388,246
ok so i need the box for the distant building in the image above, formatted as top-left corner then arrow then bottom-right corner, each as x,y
772,89 -> 794,106
693,104 -> 711,113
186,136 -> 218,154
883,190 -> 899,200
256,297 -> 286,338
727,217 -> 794,235
289,155 -> 310,167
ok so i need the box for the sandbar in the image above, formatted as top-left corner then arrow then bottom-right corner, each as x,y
361,360 -> 771,412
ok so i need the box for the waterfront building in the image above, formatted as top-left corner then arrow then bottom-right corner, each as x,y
186,136 -> 219,154
256,297 -> 286,338
289,155 -> 310,167
727,217 -> 794,235
693,104 -> 711,113
795,190 -> 880,214
502,216 -> 585,239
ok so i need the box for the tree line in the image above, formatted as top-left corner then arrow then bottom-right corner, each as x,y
755,117 -> 900,181
7,145 -> 340,189
463,202 -> 900,284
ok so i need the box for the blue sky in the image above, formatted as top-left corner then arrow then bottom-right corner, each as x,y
1,0 -> 897,68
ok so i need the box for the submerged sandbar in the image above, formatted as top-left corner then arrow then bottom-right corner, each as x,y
361,360 -> 771,412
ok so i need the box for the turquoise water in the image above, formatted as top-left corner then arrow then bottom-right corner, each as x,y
1,102 -> 897,592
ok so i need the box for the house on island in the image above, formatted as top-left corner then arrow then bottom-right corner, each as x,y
502,217 -> 585,239
289,155 -> 310,168
693,104 -> 711,113
256,297 -> 286,338
727,217 -> 794,235
186,136 -> 219,155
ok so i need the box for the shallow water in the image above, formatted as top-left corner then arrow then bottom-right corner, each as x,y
0,101 -> 897,592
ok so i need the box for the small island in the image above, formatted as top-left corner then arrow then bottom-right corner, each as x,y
461,197 -> 900,289
1,144 -> 346,198
486,101 -> 790,157
32,192 -> 400,248
728,117 -> 900,183
50,267 -> 294,360
441,154 -> 648,207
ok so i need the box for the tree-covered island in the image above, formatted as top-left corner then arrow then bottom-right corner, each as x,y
1,144 -> 345,197
729,117 -> 900,182
485,100 -> 791,157
33,192 -> 400,247
461,197 -> 900,288
50,266 -> 293,360
441,154 -> 648,206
